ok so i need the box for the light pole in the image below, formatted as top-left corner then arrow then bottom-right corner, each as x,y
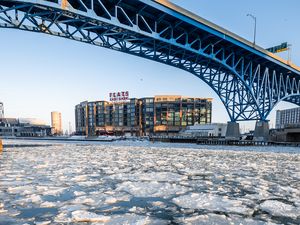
247,14 -> 257,45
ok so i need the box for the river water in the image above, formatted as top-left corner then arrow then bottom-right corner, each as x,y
0,140 -> 299,224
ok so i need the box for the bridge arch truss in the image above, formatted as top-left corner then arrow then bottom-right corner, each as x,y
1,0 -> 300,122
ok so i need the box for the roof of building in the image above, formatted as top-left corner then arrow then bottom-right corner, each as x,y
0,118 -> 19,125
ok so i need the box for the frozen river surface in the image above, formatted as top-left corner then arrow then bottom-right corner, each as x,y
0,140 -> 299,224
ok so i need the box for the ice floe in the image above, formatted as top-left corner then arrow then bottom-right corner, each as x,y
97,214 -> 169,225
35,221 -> 51,225
109,171 -> 187,182
71,210 -> 110,222
177,214 -> 278,225
172,193 -> 254,216
259,200 -> 300,219
72,196 -> 96,205
40,201 -> 57,208
0,139 -> 299,224
42,187 -> 66,196
117,181 -> 190,198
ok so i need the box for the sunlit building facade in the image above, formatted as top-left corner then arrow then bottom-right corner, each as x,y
75,95 -> 212,136
51,111 -> 62,135
276,107 -> 300,129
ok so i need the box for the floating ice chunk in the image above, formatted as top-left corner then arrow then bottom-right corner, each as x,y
180,169 -> 213,177
104,192 -> 131,204
40,201 -> 56,208
71,175 -> 88,182
43,188 -> 66,196
77,181 -> 101,187
156,160 -> 167,166
205,181 -> 213,186
36,186 -> 49,192
139,172 -> 187,182
104,214 -> 169,225
176,214 -> 229,225
259,200 -> 300,219
128,206 -> 145,214
151,201 -> 166,207
105,197 -> 118,204
71,210 -> 110,222
35,221 -> 51,225
177,213 -> 277,225
54,212 -> 71,223
58,176 -> 68,181
278,185 -> 300,197
172,163 -> 185,169
14,194 -> 42,205
229,215 -> 279,225
104,191 -> 115,195
173,193 -> 253,216
72,196 -> 95,205
35,163 -> 49,169
128,206 -> 137,212
111,172 -> 186,182
7,185 -> 35,195
74,191 -> 86,196
117,181 -> 189,198
0,180 -> 21,187
60,204 -> 88,212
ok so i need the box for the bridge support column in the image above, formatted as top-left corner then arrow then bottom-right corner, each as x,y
253,121 -> 270,142
225,122 -> 241,140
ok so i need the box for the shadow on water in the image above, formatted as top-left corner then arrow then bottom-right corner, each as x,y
95,196 -> 182,222
43,190 -> 75,202
17,207 -> 58,219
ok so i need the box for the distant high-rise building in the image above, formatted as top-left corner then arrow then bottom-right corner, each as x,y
51,111 -> 62,135
0,102 -> 4,118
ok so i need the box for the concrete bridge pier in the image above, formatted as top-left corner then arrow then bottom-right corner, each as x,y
225,122 -> 241,140
253,121 -> 270,142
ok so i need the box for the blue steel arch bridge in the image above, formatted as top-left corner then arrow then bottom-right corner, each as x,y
1,0 -> 300,124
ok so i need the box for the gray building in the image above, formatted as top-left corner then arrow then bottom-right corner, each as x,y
276,107 -> 300,129
181,123 -> 227,137
0,118 -> 52,137
0,102 -> 4,118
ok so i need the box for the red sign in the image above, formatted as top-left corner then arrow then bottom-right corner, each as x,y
109,91 -> 129,102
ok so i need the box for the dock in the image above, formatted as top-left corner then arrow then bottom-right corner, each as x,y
150,136 -> 300,147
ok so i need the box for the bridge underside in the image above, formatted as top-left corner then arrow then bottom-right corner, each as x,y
1,0 -> 300,123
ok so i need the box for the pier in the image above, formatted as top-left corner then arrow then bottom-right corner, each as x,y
149,135 -> 300,147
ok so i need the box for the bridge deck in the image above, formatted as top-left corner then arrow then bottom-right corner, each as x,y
154,0 -> 300,74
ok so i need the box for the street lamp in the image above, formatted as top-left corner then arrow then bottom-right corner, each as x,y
247,14 -> 257,45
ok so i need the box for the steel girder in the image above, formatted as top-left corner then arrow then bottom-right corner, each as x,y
1,0 -> 300,122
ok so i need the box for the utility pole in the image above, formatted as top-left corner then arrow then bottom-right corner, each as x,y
288,44 -> 292,64
69,121 -> 72,136
247,14 -> 257,45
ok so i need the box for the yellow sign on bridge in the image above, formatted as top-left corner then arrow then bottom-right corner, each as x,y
61,0 -> 68,10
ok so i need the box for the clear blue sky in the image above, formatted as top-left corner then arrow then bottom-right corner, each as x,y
1,0 -> 300,132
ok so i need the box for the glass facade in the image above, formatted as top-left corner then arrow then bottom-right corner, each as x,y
75,96 -> 212,136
